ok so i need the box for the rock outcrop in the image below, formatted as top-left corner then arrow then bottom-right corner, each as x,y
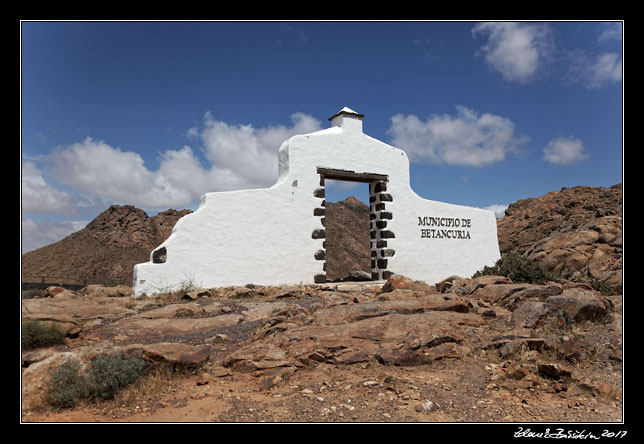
497,184 -> 622,291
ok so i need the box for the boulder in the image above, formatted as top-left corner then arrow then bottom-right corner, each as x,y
435,275 -> 464,293
380,274 -> 436,294
81,284 -> 133,298
510,301 -> 565,329
538,363 -> 573,381
44,286 -> 76,299
556,335 -> 595,363
125,342 -> 211,365
183,288 -> 211,300
546,289 -> 608,322
469,283 -> 562,310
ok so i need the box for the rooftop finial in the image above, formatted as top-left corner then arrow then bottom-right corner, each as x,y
328,107 -> 364,133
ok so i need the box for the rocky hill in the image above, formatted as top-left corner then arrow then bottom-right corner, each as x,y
497,183 -> 622,291
324,196 -> 371,281
21,206 -> 192,286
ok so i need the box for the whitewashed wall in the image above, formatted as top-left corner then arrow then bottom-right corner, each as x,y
133,109 -> 500,297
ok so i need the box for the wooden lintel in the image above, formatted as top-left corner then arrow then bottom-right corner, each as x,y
317,167 -> 388,183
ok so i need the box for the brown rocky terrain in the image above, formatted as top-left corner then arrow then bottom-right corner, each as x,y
22,275 -> 622,424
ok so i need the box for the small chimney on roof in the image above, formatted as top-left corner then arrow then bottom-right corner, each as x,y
329,107 -> 364,133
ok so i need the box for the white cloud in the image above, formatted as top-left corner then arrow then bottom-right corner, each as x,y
325,179 -> 362,192
566,50 -> 622,89
44,113 -> 323,211
542,136 -> 589,165
387,106 -> 528,167
598,22 -> 622,43
194,111 -> 322,191
483,204 -> 509,218
472,22 -> 553,84
22,161 -> 77,215
21,218 -> 89,254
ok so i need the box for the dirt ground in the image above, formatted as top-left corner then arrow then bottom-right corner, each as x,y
31,360 -> 620,423
24,333 -> 623,424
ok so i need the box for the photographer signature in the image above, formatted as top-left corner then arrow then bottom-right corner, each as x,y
514,427 -> 627,439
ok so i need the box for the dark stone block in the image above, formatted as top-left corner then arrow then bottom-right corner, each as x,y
374,182 -> 387,193
380,231 -> 396,239
372,271 -> 380,280
376,240 -> 388,248
375,203 -> 386,211
313,208 -> 325,216
313,188 -> 325,198
379,193 -> 393,202
312,229 -> 326,239
380,211 -> 393,220
314,250 -> 326,260
382,271 -> 394,280
382,249 -> 396,257
376,220 -> 387,229
314,274 -> 326,283
377,259 -> 388,269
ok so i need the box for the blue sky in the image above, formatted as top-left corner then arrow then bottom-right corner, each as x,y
21,21 -> 623,253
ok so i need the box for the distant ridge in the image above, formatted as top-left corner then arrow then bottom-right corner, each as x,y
21,206 -> 191,286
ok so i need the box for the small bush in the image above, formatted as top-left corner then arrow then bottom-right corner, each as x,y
22,320 -> 67,350
47,352 -> 148,408
473,253 -> 553,285
85,352 -> 148,401
48,357 -> 87,408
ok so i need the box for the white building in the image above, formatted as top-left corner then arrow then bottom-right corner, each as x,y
133,107 -> 501,297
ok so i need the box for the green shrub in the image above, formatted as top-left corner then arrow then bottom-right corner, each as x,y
22,320 -> 67,350
48,357 -> 87,408
47,352 -> 148,408
473,253 -> 552,285
85,352 -> 148,401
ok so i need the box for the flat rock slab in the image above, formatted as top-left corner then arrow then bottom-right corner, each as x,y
125,342 -> 211,365
225,311 -> 487,371
311,293 -> 469,325
22,296 -> 137,323
85,314 -> 245,343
